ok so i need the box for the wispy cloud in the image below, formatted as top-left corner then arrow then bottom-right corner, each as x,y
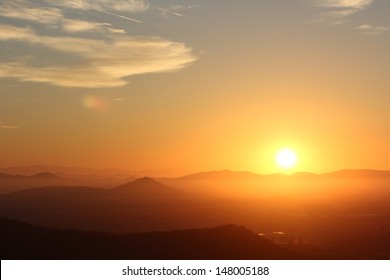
48,0 -> 150,13
313,0 -> 389,35
0,24 -> 197,88
61,19 -> 126,33
0,1 -> 62,24
314,0 -> 374,23
316,0 -> 374,9
0,122 -> 19,129
0,25 -> 36,41
0,0 -> 145,24
358,24 -> 390,34
0,0 -> 198,88
91,8 -> 143,23
151,4 -> 189,18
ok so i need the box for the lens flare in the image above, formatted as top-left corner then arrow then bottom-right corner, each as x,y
81,95 -> 107,111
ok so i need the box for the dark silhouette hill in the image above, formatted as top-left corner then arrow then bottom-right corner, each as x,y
0,178 -> 219,232
0,165 -> 122,176
164,169 -> 390,183
112,177 -> 189,198
0,172 -> 62,194
0,173 -> 23,180
0,172 -> 59,180
1,171 -> 390,259
158,169 -> 390,199
0,164 -> 183,178
178,170 -> 262,180
0,170 -> 133,194
0,177 -> 190,205
30,172 -> 60,180
0,218 -> 311,260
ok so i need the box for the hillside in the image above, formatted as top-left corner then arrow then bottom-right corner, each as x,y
0,178 -> 217,232
0,218 -> 310,260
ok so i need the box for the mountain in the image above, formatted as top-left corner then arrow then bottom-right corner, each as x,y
0,173 -> 23,180
0,165 -> 126,176
0,172 -> 62,194
0,170 -> 135,194
0,218 -> 311,260
158,170 -> 267,197
178,170 -> 262,180
323,169 -> 390,180
1,173 -> 390,259
158,169 -> 390,199
30,172 -> 60,180
0,172 -> 59,180
112,177 -> 188,198
0,178 -> 188,206
0,177 -> 215,232
0,165 -> 185,177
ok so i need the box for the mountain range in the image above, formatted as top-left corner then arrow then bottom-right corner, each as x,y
0,218 -> 312,260
0,177 -> 218,232
0,170 -> 390,259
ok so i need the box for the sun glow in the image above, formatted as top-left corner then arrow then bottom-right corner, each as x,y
276,149 -> 298,169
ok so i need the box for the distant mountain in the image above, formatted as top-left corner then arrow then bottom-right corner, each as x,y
0,172 -> 62,195
0,172 -> 58,180
0,169 -> 137,194
178,170 -> 262,180
0,165 -> 126,176
323,169 -> 390,180
112,177 -> 188,198
0,178 -> 187,206
0,177 -> 210,232
30,172 -> 60,180
0,218 -> 311,260
176,169 -> 390,181
158,169 -> 390,199
0,165 -> 185,177
288,172 -> 318,179
0,173 -> 22,180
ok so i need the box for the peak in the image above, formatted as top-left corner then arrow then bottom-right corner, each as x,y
180,170 -> 260,180
114,177 -> 168,190
112,177 -> 186,197
31,172 -> 59,179
133,177 -> 158,183
128,177 -> 166,188
290,172 -> 317,178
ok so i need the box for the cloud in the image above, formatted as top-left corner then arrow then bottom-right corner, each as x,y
316,0 -> 374,9
47,0 -> 150,13
0,5 -> 62,24
151,4 -> 189,18
0,0 -> 145,24
358,24 -> 390,34
0,25 -> 36,41
0,0 -> 198,88
0,24 -> 197,88
61,19 -> 125,33
0,122 -> 19,129
91,8 -> 143,23
314,0 -> 374,23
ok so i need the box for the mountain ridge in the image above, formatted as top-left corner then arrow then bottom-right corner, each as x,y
0,217 -> 312,260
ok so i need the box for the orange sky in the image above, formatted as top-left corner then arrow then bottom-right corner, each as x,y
1,0 -> 390,175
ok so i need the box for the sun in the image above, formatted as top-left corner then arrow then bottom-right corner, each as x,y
276,148 -> 297,169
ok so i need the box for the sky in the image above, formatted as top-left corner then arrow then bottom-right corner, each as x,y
1,0 -> 390,175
